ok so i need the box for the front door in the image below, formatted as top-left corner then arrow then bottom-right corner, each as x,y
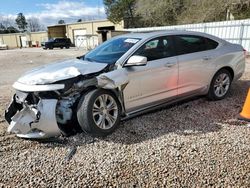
123,36 -> 179,113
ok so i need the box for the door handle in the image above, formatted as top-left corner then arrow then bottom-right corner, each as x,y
164,62 -> 177,68
203,56 -> 212,61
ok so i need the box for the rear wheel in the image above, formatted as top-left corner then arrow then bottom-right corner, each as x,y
207,69 -> 232,100
77,89 -> 121,136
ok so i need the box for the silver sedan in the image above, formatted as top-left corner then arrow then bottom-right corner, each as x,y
5,30 -> 245,138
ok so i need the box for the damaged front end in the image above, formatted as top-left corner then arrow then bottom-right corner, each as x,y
4,77 -> 96,139
5,66 -> 129,139
5,90 -> 61,139
5,82 -> 69,138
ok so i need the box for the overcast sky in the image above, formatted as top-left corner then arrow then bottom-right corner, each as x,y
0,0 -> 106,26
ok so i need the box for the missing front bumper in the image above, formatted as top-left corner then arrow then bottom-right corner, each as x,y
5,96 -> 61,139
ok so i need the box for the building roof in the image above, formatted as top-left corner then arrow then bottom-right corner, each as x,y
47,24 -> 66,28
47,19 -> 111,28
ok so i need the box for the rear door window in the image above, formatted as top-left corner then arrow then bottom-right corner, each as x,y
205,38 -> 219,50
174,35 -> 207,55
174,35 -> 218,55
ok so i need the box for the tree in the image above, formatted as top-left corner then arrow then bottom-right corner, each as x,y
15,13 -> 27,32
136,0 -> 185,26
0,16 -> 19,33
0,23 -> 5,30
27,17 -> 44,32
230,0 -> 250,19
0,23 -> 5,34
175,0 -> 231,24
58,20 -> 65,24
103,0 -> 137,28
0,16 -> 15,29
104,0 -> 250,28
6,26 -> 19,33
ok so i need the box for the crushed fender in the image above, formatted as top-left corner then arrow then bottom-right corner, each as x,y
97,69 -> 129,89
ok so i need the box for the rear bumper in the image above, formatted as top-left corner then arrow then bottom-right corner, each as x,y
5,95 -> 61,139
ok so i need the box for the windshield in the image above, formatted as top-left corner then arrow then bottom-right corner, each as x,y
84,37 -> 141,64
48,38 -> 54,42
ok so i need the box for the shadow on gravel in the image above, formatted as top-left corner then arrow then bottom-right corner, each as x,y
32,79 -> 250,147
104,79 -> 250,145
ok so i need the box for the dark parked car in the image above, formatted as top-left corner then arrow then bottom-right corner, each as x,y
41,38 -> 71,49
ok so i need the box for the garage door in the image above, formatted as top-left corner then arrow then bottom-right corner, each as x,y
74,29 -> 87,48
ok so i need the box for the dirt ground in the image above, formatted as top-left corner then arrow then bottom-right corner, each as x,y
0,48 -> 250,187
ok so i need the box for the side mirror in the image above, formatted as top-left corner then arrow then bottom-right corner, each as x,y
125,55 -> 147,67
77,55 -> 84,59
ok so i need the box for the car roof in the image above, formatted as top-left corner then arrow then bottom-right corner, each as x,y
120,30 -> 225,43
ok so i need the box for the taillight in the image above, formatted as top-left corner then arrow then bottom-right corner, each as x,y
243,48 -> 247,58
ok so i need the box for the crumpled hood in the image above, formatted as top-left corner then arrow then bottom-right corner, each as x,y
17,59 -> 108,85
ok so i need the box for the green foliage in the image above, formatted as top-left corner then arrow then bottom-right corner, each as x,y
103,0 -> 137,27
177,0 -> 230,24
15,13 -> 27,32
6,26 -> 19,33
231,1 -> 250,20
104,0 -> 250,28
136,0 -> 185,26
0,26 -> 19,34
178,0 -> 250,24
0,21 -> 19,34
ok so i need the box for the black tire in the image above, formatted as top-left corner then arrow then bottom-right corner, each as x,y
66,46 -> 70,49
77,89 -> 121,136
49,46 -> 53,49
43,47 -> 47,50
60,46 -> 63,49
207,69 -> 232,100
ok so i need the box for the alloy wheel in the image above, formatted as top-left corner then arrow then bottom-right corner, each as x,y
92,94 -> 118,130
214,73 -> 230,98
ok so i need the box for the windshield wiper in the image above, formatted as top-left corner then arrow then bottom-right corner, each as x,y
85,57 -> 94,62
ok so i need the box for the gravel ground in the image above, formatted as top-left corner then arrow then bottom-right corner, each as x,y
0,48 -> 250,187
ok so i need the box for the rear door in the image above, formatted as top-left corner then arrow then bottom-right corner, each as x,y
123,36 -> 179,112
173,35 -> 218,96
53,39 -> 60,47
59,38 -> 65,47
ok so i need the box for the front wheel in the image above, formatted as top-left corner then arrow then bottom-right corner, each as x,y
77,89 -> 121,136
207,69 -> 232,100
